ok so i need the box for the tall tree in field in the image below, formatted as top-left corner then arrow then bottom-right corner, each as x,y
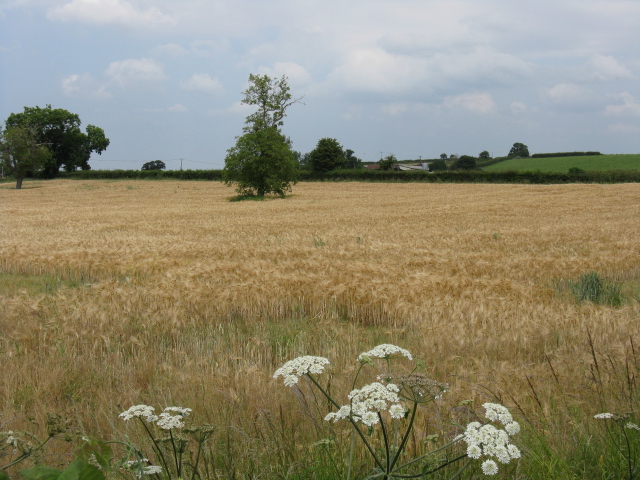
0,125 -> 52,189
508,142 -> 530,158
308,138 -> 347,172
5,105 -> 109,177
223,74 -> 302,196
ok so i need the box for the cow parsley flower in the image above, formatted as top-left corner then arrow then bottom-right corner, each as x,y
4,431 -> 18,454
357,344 -> 413,362
325,382 -> 404,425
460,404 -> 521,475
507,444 -> 521,459
467,444 -> 482,459
483,403 -> 513,425
388,403 -> 406,419
505,421 -> 521,436
142,465 -> 162,476
481,459 -> 499,475
626,422 -> 640,431
273,356 -> 330,386
157,411 -> 185,430
119,405 -> 158,422
594,412 -> 614,419
123,460 -> 162,478
164,406 -> 192,416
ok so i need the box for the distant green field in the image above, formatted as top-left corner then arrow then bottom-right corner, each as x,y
483,154 -> 640,172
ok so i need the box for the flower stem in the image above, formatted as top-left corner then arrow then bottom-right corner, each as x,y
306,373 -> 385,472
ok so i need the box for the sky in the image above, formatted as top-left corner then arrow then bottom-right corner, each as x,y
1,0 -> 639,170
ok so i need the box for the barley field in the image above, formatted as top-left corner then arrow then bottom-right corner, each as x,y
1,179 -> 639,478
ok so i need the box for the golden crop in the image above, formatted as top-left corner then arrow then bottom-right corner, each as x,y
1,179 -> 638,465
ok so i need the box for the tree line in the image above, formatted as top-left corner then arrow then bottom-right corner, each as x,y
1,75 -> 600,193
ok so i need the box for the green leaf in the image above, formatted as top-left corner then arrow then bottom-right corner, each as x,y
1,469 -> 11,480
58,459 -> 105,480
19,466 -> 63,480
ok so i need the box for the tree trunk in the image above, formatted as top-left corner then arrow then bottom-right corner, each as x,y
16,176 -> 24,189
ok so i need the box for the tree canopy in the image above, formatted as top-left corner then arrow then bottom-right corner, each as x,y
5,105 -> 109,177
450,155 -> 477,170
345,149 -> 363,169
308,138 -> 347,172
378,154 -> 397,171
223,74 -> 301,197
508,142 -> 530,158
142,160 -> 166,171
0,125 -> 52,189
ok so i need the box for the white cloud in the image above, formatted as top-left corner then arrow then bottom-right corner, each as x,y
605,92 -> 640,116
325,46 -> 531,98
258,62 -> 314,89
105,58 -> 166,88
47,0 -> 175,28
179,74 -> 223,94
444,92 -> 496,114
544,83 -> 604,112
588,55 -> 633,81
61,73 -> 111,98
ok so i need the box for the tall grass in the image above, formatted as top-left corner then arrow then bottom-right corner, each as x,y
1,180 -> 639,478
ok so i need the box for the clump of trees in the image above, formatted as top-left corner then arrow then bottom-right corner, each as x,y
508,142 -> 529,158
4,105 -> 109,177
378,154 -> 397,171
142,160 -> 166,171
1,105 -> 109,188
0,126 -> 52,189
307,138 -> 347,172
222,74 -> 302,197
450,155 -> 477,170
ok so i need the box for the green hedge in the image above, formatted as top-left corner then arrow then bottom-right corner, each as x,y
57,168 -> 640,184
531,151 -> 602,158
59,169 -> 224,180
299,169 -> 640,183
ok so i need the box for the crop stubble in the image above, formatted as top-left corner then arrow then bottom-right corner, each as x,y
0,180 -> 638,438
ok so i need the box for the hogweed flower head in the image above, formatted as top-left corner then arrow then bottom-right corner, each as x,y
119,405 -> 159,422
459,404 -> 521,475
325,382 -> 405,426
273,356 -> 330,387
483,403 -> 513,425
123,459 -> 162,478
594,412 -> 615,419
358,344 -> 413,362
481,459 -> 499,475
625,422 -> 640,431
383,374 -> 449,403
157,408 -> 188,430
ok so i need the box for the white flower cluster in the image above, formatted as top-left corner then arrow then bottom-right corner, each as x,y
358,344 -> 413,362
119,405 -> 191,430
123,459 -> 162,478
324,382 -> 405,426
119,405 -> 158,422
4,431 -> 18,454
626,422 -> 640,431
461,404 -> 521,476
273,356 -> 330,387
594,412 -> 615,419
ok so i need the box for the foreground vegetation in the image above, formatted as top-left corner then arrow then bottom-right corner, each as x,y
1,180 -> 639,479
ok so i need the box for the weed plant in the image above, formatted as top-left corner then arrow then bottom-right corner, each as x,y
556,271 -> 624,306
